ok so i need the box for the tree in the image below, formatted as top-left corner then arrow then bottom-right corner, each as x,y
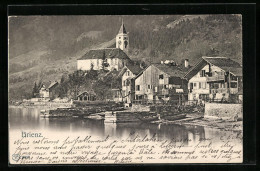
101,51 -> 109,71
57,75 -> 68,98
32,82 -> 37,97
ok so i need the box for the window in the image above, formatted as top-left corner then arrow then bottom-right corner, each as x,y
231,82 -> 237,88
189,83 -> 193,89
200,70 -> 206,77
136,85 -> 140,91
164,85 -> 168,89
119,37 -> 121,39
126,71 -> 130,76
159,74 -> 164,79
148,85 -> 153,89
202,82 -> 206,89
194,83 -> 197,88
199,82 -> 201,89
214,83 -> 219,89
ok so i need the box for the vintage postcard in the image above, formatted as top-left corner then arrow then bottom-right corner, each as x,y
8,15 -> 243,164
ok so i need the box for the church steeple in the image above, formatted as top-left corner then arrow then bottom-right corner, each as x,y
118,19 -> 127,34
116,18 -> 129,53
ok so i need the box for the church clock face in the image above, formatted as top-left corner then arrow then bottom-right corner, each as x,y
118,40 -> 122,45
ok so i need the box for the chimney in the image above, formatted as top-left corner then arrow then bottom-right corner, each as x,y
184,59 -> 189,68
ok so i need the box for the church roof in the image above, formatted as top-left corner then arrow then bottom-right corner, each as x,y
78,48 -> 130,60
118,22 -> 127,34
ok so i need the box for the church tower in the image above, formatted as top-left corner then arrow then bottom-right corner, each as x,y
116,19 -> 129,53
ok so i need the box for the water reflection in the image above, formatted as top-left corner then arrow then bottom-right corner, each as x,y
9,107 -> 230,145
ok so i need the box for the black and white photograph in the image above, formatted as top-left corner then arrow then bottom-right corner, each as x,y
8,14 -> 244,164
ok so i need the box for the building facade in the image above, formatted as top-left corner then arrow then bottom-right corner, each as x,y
77,20 -> 131,71
120,65 -> 143,104
184,56 -> 242,102
77,91 -> 96,101
134,63 -> 189,104
77,48 -> 131,71
39,81 -> 59,100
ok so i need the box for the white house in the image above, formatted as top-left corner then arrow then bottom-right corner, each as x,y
39,81 -> 59,100
184,56 -> 242,102
77,48 -> 131,71
77,20 -> 131,71
119,64 -> 143,104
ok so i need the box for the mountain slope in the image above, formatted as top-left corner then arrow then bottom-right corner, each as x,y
8,15 -> 242,100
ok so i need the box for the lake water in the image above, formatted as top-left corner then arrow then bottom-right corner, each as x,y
8,106 -> 242,145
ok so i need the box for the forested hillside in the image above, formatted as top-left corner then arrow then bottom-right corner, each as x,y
8,15 -> 242,100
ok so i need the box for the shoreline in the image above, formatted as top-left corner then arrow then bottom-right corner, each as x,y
168,113 -> 242,133
9,105 -> 242,133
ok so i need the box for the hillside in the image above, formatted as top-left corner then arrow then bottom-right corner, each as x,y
8,15 -> 242,100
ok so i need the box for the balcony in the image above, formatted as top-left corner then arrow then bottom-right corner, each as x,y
206,75 -> 225,82
210,88 -> 228,94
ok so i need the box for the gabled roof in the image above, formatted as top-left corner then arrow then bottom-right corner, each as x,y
41,81 -> 58,90
134,63 -> 188,81
126,64 -> 143,75
184,58 -> 207,80
153,63 -> 189,78
118,64 -> 143,77
202,56 -> 241,68
48,81 -> 59,89
184,57 -> 242,79
78,48 -> 131,60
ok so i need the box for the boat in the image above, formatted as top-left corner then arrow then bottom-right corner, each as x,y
135,112 -> 159,122
40,113 -> 53,118
161,113 -> 186,121
84,114 -> 105,120
40,109 -> 48,113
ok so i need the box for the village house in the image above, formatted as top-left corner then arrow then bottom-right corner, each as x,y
77,91 -> 96,101
184,56 -> 242,102
119,64 -> 143,105
39,81 -> 59,100
77,20 -> 131,71
134,60 -> 190,104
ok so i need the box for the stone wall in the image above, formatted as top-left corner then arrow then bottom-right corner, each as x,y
104,111 -> 140,123
204,102 -> 243,120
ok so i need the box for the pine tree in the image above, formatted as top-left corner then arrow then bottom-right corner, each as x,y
32,82 -> 37,97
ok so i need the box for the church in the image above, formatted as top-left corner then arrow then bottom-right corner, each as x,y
77,21 -> 132,71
